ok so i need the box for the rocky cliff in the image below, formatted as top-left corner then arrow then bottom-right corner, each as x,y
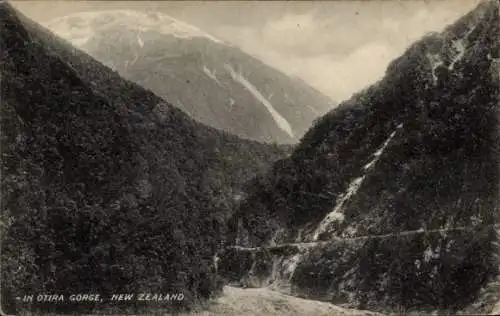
222,1 -> 500,314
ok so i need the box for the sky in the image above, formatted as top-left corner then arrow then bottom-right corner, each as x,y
13,0 -> 481,103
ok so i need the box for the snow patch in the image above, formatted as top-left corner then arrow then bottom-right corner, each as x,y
203,65 -> 222,85
427,53 -> 444,85
328,211 -> 345,222
363,159 -> 377,170
137,34 -> 144,48
448,39 -> 466,70
225,64 -> 294,138
372,126 -> 400,158
447,24 -> 477,71
46,10 -> 227,50
364,124 -> 402,173
426,24 -> 476,77
312,176 -> 363,241
312,124 -> 403,241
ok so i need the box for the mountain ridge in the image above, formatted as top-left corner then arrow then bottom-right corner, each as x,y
222,1 -> 499,313
43,10 -> 334,144
0,2 -> 288,314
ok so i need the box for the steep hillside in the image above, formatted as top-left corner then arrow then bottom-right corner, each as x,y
0,2 -> 288,314
44,10 -> 334,144
225,1 -> 499,314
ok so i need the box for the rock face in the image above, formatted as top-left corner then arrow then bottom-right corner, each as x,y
222,1 -> 500,314
45,10 -> 334,144
0,3 -> 288,314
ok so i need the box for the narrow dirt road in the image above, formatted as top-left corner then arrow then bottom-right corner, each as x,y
230,224 -> 483,253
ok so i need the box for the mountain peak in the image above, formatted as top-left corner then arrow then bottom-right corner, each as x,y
40,7 -> 333,144
46,9 -> 226,47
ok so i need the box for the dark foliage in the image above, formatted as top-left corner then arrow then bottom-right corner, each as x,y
291,229 -> 497,313
233,0 -> 498,245
0,3 -> 288,314
228,0 -> 500,312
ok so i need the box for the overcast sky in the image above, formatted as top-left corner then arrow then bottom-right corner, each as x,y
13,0 -> 480,102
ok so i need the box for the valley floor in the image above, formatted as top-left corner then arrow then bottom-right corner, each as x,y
181,286 -> 382,316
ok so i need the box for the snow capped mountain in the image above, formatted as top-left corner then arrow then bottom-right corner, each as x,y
222,1 -> 499,314
45,10 -> 333,144
47,10 -> 226,46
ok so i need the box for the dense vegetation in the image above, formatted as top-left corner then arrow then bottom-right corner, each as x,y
0,3 -> 288,314
228,1 -> 500,312
233,0 -> 499,246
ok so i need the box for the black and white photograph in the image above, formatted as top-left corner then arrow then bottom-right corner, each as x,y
0,0 -> 499,315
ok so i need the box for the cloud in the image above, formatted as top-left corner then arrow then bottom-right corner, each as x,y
215,13 -> 405,101
214,1 -> 479,103
15,0 -> 479,104
259,12 -> 330,56
250,43 -> 397,102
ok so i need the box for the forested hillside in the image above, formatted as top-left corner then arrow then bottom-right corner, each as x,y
0,2 -> 288,314
225,1 -> 500,313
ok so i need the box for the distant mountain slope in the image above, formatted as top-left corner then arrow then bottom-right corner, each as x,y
44,10 -> 334,144
224,1 -> 499,313
0,2 -> 288,314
